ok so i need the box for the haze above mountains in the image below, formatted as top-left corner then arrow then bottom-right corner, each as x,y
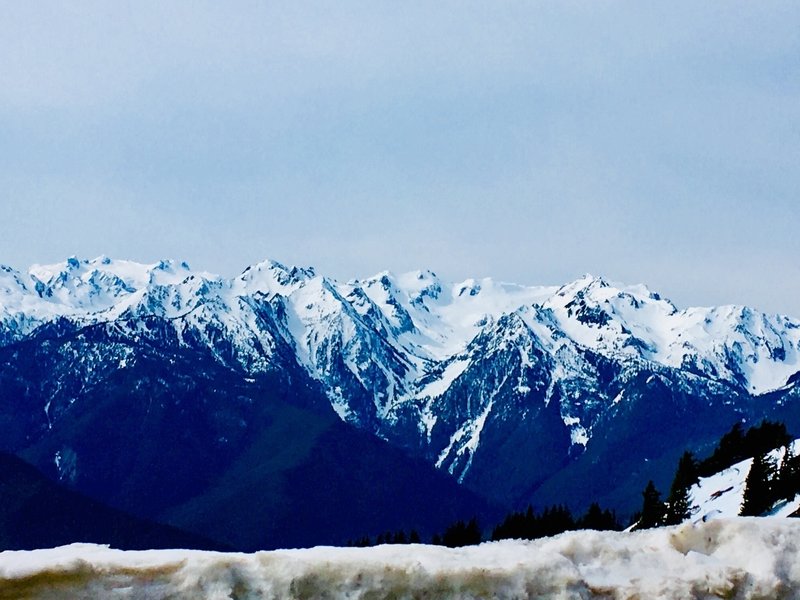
3,2 -> 799,322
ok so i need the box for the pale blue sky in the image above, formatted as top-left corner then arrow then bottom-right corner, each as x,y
1,2 -> 799,316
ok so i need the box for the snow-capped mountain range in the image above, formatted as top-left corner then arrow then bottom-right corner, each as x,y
1,256 -> 800,514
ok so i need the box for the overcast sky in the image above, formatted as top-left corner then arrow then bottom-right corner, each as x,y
1,2 -> 798,316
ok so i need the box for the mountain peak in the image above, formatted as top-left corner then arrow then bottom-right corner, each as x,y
0,265 -> 30,297
238,259 -> 317,295
548,274 -> 606,303
568,273 -> 611,292
66,255 -> 82,269
3,256 -> 800,395
403,269 -> 439,282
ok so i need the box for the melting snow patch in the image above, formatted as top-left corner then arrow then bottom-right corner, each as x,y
570,426 -> 589,447
3,519 -> 800,599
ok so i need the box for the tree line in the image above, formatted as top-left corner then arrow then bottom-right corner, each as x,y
348,419 -> 798,547
347,503 -> 621,548
635,420 -> 798,529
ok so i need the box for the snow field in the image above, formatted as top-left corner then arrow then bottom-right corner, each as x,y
1,518 -> 799,599
690,441 -> 800,523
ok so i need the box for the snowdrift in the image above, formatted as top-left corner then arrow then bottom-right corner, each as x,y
1,518 -> 798,599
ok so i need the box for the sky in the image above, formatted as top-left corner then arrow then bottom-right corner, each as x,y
1,2 -> 798,316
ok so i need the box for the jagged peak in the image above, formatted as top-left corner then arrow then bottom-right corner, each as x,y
152,259 -> 190,272
242,258 -> 315,276
0,264 -> 30,295
30,256 -> 188,277
460,308 -> 558,359
2,255 -> 800,399
364,268 -> 440,286
620,282 -> 663,302
273,259 -> 314,280
29,256 -> 86,283
555,273 -> 611,298
91,254 -> 113,266
0,264 -> 24,278
397,269 -> 439,285
237,258 -> 317,295
22,257 -> 203,310
549,274 -> 679,313
454,278 -> 483,298
396,270 -> 443,305
363,270 -> 397,288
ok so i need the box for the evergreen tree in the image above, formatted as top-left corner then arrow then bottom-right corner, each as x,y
777,445 -> 800,502
698,423 -> 745,476
491,505 -> 535,541
664,451 -> 699,525
577,502 -> 605,530
464,517 -> 481,545
740,452 -> 778,516
522,505 -> 536,539
392,530 -> 408,544
441,517 -> 482,547
637,480 -> 665,529
538,504 -> 575,537
744,421 -> 790,457
493,502 -> 621,540
577,502 -> 620,531
698,420 -> 790,477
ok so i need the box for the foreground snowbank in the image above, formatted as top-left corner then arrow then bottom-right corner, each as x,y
1,518 -> 798,599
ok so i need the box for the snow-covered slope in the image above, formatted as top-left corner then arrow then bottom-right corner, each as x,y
2,519 -> 799,599
690,441 -> 800,523
4,258 -> 798,392
4,259 -> 798,389
2,256 -> 800,510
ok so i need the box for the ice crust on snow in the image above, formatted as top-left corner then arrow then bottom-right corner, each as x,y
1,519 -> 799,599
